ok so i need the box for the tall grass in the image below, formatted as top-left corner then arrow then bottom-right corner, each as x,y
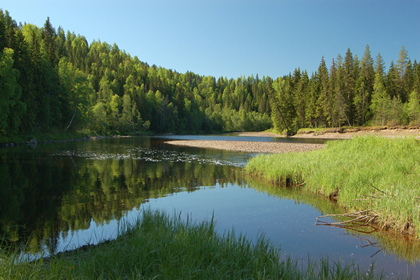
0,209 -> 383,279
245,136 -> 420,237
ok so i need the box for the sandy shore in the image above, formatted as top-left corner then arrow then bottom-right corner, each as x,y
164,127 -> 419,154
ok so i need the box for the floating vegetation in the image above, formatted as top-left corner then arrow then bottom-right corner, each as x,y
53,147 -> 246,167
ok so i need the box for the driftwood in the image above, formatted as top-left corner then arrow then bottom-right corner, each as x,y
317,210 -> 384,257
316,210 -> 379,234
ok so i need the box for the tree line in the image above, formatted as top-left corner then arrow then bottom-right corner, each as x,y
270,46 -> 420,133
0,10 -> 419,136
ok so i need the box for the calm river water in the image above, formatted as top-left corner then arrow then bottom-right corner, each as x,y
0,135 -> 419,278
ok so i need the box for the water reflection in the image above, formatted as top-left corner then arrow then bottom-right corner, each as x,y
0,137 -> 246,255
249,178 -> 420,262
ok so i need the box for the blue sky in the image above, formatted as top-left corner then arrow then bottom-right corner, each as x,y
2,0 -> 419,79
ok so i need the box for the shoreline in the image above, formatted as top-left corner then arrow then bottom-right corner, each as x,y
237,126 -> 420,139
165,127 -> 420,154
2,127 -> 418,150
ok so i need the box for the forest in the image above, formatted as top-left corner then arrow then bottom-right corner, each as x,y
1,10 -> 419,137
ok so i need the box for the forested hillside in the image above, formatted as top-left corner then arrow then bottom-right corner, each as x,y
1,10 -> 419,137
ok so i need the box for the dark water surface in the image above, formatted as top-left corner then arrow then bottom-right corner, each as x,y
0,135 -> 418,278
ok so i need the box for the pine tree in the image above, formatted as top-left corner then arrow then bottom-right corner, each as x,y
305,76 -> 320,128
335,54 -> 349,127
327,58 -> 339,126
342,48 -> 357,126
396,45 -> 412,103
315,57 -> 330,126
386,62 -> 399,99
41,17 -> 58,66
354,45 -> 375,126
294,70 -> 309,128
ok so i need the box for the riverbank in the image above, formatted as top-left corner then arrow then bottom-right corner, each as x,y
245,136 -> 420,238
238,126 -> 420,139
164,127 -> 419,154
2,209 -> 382,279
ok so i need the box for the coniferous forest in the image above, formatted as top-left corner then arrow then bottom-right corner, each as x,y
1,10 -> 419,137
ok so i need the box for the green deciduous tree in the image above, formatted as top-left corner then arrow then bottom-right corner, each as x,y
370,71 -> 405,126
407,90 -> 420,125
58,57 -> 93,130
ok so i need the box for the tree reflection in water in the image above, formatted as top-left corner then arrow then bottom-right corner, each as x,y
0,137 -> 244,255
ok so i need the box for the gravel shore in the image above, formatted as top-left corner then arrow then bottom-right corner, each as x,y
164,128 -> 419,154
165,140 -> 325,154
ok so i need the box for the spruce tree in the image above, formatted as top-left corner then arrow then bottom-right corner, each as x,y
396,45 -> 412,102
354,45 -> 375,126
315,57 -> 330,127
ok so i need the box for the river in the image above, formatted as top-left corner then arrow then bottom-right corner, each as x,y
0,135 -> 418,278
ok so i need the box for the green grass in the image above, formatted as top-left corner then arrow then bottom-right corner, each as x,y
0,209 -> 383,279
245,136 -> 420,237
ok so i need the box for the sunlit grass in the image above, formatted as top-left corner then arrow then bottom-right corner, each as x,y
245,136 -> 420,237
0,209 -> 383,279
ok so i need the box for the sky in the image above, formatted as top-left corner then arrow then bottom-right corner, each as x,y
1,0 -> 419,79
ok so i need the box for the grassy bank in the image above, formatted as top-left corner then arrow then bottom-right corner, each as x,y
245,136 -> 420,237
0,210 -> 382,279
